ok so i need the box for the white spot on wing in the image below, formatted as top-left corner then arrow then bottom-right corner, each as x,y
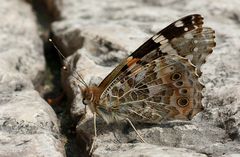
160,39 -> 169,44
175,20 -> 184,27
184,27 -> 188,31
193,47 -> 198,52
153,35 -> 166,43
194,40 -> 198,43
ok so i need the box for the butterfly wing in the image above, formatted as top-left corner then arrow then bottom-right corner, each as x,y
98,14 -> 205,91
97,54 -> 204,123
96,14 -> 215,123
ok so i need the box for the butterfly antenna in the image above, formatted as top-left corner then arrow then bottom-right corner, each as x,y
49,38 -> 66,61
48,38 -> 88,87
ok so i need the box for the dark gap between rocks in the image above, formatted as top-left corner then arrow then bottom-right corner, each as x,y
27,1 -> 82,157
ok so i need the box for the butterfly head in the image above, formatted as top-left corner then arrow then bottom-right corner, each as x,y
81,86 -> 101,113
48,38 -> 102,113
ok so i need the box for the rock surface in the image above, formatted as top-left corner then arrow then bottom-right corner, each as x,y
94,143 -> 207,157
0,1 -> 65,157
50,0 -> 240,156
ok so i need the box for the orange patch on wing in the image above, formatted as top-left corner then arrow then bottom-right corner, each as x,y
127,57 -> 140,67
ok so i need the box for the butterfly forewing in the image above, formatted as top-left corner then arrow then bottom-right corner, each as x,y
98,14 -> 205,91
83,14 -> 215,124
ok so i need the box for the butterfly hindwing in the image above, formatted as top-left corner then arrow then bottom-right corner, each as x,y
98,55 -> 204,123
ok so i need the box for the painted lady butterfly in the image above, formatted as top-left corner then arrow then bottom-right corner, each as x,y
80,14 -> 215,124
52,14 -> 216,151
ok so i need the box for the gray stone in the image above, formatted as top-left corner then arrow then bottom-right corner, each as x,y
0,1 -> 45,82
0,88 -> 65,157
77,112 -> 240,156
0,1 -> 65,157
50,0 -> 240,156
93,143 -> 207,157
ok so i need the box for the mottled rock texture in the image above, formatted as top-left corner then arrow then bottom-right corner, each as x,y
50,0 -> 240,156
0,1 -> 65,157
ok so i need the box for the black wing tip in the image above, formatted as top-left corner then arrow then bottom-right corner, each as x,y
182,14 -> 204,26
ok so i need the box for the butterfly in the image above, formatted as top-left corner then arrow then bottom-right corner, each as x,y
54,14 -> 215,152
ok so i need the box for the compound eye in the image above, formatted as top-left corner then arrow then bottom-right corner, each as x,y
82,98 -> 88,105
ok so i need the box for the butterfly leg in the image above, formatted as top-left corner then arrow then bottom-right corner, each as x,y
89,112 -> 97,154
126,118 -> 146,143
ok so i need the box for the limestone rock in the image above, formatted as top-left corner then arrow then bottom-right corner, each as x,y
93,143 -> 207,157
0,1 -> 65,157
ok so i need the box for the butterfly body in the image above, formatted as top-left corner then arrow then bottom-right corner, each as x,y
80,14 -> 215,126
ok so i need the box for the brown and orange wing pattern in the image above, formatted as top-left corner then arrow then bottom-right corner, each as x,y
99,14 -> 211,91
95,14 -> 215,124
